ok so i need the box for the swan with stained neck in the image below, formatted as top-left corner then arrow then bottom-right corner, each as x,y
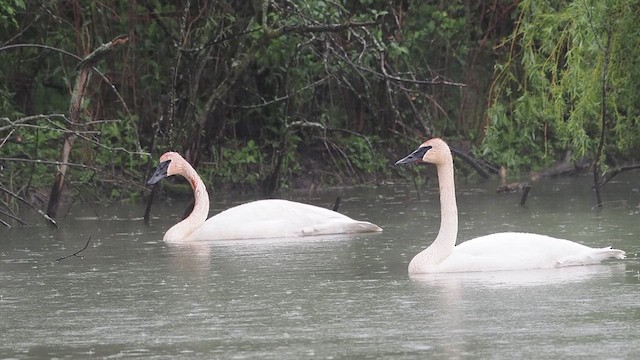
395,138 -> 625,274
147,152 -> 382,242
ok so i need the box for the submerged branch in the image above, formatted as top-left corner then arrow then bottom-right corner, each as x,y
598,163 -> 640,187
54,236 -> 92,261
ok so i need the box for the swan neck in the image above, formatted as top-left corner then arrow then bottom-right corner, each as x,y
431,161 -> 459,259
438,161 -> 458,229
164,161 -> 209,241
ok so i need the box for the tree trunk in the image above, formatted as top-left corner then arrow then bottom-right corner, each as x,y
46,36 -> 128,218
46,68 -> 90,217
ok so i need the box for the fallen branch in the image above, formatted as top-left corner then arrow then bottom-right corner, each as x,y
450,146 -> 495,179
54,236 -> 92,261
0,184 -> 57,228
598,163 -> 640,187
0,208 -> 28,227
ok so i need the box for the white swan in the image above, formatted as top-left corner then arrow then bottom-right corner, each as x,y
395,138 -> 625,274
147,152 -> 382,242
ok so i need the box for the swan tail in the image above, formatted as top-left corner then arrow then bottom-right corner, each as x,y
603,247 -> 626,260
350,221 -> 383,233
558,246 -> 626,267
302,221 -> 382,236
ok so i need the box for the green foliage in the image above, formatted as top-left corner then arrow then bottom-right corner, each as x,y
97,117 -> 148,171
0,0 -> 25,30
485,0 -> 640,172
403,3 -> 469,60
2,118 -> 65,178
5,0 -> 636,213
214,140 -> 263,185
340,134 -> 387,175
483,100 -> 551,169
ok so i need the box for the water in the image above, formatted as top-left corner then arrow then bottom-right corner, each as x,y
1,173 -> 639,359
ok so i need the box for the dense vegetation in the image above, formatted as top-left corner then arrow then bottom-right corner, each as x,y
1,0 -> 638,224
485,0 -> 640,177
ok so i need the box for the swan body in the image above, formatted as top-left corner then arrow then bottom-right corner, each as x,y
147,152 -> 382,242
395,138 -> 625,274
187,199 -> 380,241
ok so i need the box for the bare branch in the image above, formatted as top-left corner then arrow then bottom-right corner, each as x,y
0,114 -> 68,132
1,116 -> 149,158
287,120 -> 326,130
0,43 -> 135,142
599,163 -> 640,187
229,76 -> 330,109
0,43 -> 82,60
277,21 -> 378,36
0,157 -> 150,193
76,35 -> 128,69
0,157 -> 100,172
0,208 -> 28,227
54,236 -> 92,261
0,184 -> 58,228
0,128 -> 15,149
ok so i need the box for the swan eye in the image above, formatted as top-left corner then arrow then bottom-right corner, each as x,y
147,159 -> 171,185
395,146 -> 432,165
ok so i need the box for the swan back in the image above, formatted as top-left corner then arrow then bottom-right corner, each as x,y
187,199 -> 382,241
417,232 -> 625,273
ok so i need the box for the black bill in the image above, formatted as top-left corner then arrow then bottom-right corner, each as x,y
146,159 -> 171,185
394,146 -> 431,165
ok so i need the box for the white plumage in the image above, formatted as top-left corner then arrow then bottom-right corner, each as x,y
395,138 -> 625,274
147,152 -> 382,242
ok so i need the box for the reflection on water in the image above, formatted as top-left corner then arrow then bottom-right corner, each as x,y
1,174 -> 639,358
410,264 -> 627,288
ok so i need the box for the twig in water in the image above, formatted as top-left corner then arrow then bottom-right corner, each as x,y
519,184 -> 531,206
590,200 -> 630,210
55,236 -> 92,262
333,196 -> 341,212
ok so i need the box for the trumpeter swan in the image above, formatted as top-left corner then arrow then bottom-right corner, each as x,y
147,152 -> 382,242
395,138 -> 625,274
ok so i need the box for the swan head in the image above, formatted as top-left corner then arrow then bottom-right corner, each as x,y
146,152 -> 185,185
395,138 -> 451,166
